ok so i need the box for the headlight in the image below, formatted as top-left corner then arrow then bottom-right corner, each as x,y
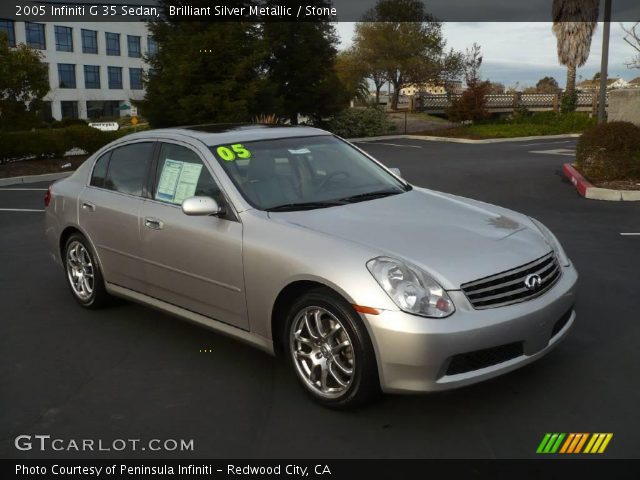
530,218 -> 570,266
366,257 -> 455,318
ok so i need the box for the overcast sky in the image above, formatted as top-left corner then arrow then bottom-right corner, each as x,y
335,22 -> 640,88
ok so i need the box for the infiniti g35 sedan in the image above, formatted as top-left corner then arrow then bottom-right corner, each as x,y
45,124 -> 577,407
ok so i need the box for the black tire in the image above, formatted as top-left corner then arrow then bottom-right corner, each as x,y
284,287 -> 380,408
63,233 -> 111,309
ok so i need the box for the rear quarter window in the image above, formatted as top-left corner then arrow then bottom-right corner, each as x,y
104,142 -> 155,196
89,152 -> 111,187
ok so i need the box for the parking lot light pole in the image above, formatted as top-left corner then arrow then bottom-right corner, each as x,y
597,0 -> 612,124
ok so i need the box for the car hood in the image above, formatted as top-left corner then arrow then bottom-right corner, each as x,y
269,188 -> 552,289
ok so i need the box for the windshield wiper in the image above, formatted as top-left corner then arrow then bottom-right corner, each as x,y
339,189 -> 403,203
266,201 -> 346,212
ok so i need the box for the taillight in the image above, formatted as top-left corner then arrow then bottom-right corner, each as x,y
44,186 -> 52,207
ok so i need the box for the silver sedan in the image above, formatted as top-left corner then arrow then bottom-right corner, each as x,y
45,125 -> 577,407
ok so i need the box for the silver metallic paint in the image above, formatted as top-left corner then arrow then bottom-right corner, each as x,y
45,126 -> 578,393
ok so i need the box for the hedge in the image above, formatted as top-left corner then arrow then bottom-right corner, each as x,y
325,107 -> 394,138
0,125 -> 126,163
576,121 -> 640,181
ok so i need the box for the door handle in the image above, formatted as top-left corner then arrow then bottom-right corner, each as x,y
82,202 -> 95,211
144,217 -> 164,230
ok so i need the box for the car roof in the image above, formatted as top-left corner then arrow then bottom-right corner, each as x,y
123,123 -> 332,145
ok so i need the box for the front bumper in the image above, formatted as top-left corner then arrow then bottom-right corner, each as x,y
364,264 -> 578,393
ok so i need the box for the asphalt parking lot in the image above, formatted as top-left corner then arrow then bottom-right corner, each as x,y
1,137 -> 639,459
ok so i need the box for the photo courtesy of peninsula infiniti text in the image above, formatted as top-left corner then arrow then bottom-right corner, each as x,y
44,124 -> 578,408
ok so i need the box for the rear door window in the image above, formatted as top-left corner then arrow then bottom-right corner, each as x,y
104,142 -> 155,197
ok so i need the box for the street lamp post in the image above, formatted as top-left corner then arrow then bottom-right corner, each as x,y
597,0 -> 612,124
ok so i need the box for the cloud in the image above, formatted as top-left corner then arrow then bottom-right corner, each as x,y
336,21 -> 639,87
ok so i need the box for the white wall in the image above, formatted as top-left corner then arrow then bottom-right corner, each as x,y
13,21 -> 151,120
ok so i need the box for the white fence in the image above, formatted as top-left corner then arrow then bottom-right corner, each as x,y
419,92 -> 607,114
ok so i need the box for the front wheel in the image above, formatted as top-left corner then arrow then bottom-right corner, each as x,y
285,288 -> 380,408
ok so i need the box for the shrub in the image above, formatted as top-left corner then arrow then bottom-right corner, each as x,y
0,125 -> 125,163
576,122 -> 640,181
325,107 -> 394,138
64,125 -> 121,153
446,81 -> 491,122
48,118 -> 88,129
560,92 -> 577,114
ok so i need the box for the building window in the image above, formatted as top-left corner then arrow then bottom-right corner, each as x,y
54,25 -> 73,52
58,64 -> 76,88
84,65 -> 100,89
129,68 -> 143,90
40,101 -> 53,122
60,101 -> 78,119
0,19 -> 16,47
87,100 -> 120,119
81,29 -> 98,54
105,32 -> 120,56
127,35 -> 141,58
25,22 -> 46,50
108,66 -> 123,89
147,36 -> 158,56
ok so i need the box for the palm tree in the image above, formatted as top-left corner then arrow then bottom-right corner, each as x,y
552,0 -> 600,110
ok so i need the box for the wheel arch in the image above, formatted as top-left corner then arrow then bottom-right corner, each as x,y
59,225 -> 106,278
271,280 -> 355,354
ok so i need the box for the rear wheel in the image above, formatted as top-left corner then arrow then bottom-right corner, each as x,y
64,233 -> 110,309
285,288 -> 380,408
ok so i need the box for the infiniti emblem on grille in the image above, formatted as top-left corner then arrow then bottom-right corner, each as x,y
524,274 -> 542,290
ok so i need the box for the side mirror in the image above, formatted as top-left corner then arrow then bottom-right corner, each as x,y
182,196 -> 222,216
389,167 -> 402,178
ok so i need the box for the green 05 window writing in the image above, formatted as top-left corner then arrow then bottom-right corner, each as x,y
215,144 -> 251,161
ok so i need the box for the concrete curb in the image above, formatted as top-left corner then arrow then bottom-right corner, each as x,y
0,171 -> 73,187
349,133 -> 582,144
562,163 -> 640,201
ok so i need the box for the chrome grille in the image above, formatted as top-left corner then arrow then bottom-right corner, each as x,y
461,252 -> 561,309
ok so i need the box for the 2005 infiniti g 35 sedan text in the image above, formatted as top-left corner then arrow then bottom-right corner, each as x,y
45,124 -> 577,407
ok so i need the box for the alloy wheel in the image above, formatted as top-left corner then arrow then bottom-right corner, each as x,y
290,306 -> 356,398
66,241 -> 95,301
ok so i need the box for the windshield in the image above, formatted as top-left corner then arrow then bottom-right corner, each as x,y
210,135 -> 409,211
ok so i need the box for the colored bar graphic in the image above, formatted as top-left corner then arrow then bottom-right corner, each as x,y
550,433 -> 565,453
537,433 -> 613,454
536,433 -> 552,453
584,434 -> 598,453
598,434 -> 613,453
567,433 -> 582,453
559,433 -> 575,453
544,433 -> 559,453
574,433 -> 589,453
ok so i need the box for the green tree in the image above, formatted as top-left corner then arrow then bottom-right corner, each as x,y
354,0 -> 463,110
261,1 -> 349,124
334,48 -> 369,103
141,1 -> 263,127
352,25 -> 388,104
447,43 -> 489,122
0,34 -> 49,131
487,81 -> 506,94
552,0 -> 599,112
536,76 -> 561,93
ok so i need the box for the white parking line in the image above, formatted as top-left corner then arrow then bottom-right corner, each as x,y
520,141 -> 573,147
528,148 -> 576,157
620,233 -> 640,236
0,188 -> 48,191
357,142 -> 422,148
0,208 -> 44,212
